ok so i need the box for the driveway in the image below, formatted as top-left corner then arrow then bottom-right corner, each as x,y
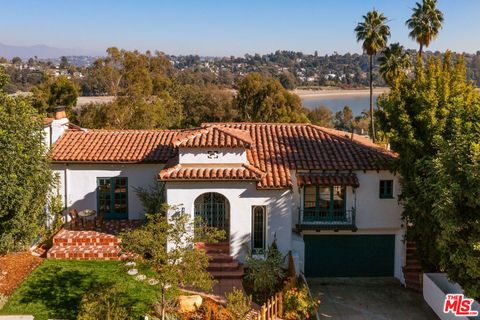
308,278 -> 438,320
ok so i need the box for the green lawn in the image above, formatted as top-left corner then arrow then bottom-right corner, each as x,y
0,259 -> 159,320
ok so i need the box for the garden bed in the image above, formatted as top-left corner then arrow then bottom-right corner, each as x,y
0,252 -> 43,297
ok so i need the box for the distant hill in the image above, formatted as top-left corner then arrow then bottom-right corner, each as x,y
0,43 -> 100,59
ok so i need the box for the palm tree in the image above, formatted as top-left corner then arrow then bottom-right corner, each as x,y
378,43 -> 412,86
406,0 -> 444,57
355,10 -> 390,142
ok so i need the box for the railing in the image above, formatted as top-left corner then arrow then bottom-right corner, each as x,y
255,292 -> 283,320
297,208 -> 356,230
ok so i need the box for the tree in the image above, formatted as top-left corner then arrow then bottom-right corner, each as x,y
377,52 -> 480,298
355,10 -> 390,142
0,67 -> 10,91
406,0 -> 444,57
120,211 -> 224,320
59,56 -> 69,70
31,76 -> 79,114
423,106 -> 480,299
234,72 -> 309,123
75,94 -> 182,130
378,43 -> 411,86
11,57 -> 21,65
0,93 -> 52,253
334,106 -> 354,131
279,71 -> 297,90
176,84 -> 236,127
307,105 -> 333,128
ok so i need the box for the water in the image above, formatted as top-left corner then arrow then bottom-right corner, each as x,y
301,92 -> 382,115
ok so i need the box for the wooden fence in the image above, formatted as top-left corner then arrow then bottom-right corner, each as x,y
255,292 -> 283,320
253,251 -> 298,320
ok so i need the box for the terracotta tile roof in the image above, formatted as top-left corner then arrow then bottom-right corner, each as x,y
159,164 -> 266,181
51,123 -> 396,189
296,172 -> 360,188
51,129 -> 178,163
171,125 -> 253,148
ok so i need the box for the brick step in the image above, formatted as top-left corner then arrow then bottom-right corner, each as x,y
53,237 -> 120,247
53,230 -> 120,247
208,261 -> 239,271
403,263 -> 422,272
208,253 -> 234,263
404,271 -> 422,281
47,245 -> 122,260
210,267 -> 244,279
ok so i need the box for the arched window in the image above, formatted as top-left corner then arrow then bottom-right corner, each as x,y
252,205 -> 266,254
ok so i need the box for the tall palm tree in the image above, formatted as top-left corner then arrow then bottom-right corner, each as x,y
406,0 -> 444,57
355,10 -> 390,142
378,43 -> 412,86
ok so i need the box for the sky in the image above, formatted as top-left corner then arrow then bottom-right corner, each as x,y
1,0 -> 479,57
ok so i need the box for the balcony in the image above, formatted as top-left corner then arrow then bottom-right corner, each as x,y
296,208 -> 357,231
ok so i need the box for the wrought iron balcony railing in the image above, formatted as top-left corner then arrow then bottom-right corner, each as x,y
296,207 -> 356,231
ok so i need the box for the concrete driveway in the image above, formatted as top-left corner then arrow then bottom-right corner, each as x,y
308,278 -> 438,320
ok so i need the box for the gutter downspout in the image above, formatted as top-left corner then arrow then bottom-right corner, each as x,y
64,165 -> 69,211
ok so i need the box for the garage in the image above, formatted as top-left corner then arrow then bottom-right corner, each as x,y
304,235 -> 395,277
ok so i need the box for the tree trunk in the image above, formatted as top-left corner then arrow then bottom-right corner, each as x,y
161,286 -> 165,320
369,54 -> 376,143
419,43 -> 423,58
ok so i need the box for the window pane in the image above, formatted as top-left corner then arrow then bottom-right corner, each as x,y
98,179 -> 111,213
318,186 -> 330,215
252,206 -> 265,250
380,180 -> 393,198
333,186 -> 346,216
304,186 -> 316,209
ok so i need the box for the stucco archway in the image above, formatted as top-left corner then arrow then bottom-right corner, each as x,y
194,192 -> 230,238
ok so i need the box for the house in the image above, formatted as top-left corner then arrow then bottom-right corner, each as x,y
46,110 -> 405,282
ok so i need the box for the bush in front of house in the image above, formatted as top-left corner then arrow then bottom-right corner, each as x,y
244,240 -> 285,304
283,284 -> 319,320
225,288 -> 252,320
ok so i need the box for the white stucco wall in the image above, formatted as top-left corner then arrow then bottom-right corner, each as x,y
51,163 -> 164,220
292,170 -> 406,282
179,147 -> 247,164
165,181 -> 293,262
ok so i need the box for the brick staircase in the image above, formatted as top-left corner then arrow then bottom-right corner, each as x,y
200,242 -> 245,280
47,220 -> 139,260
403,241 -> 423,292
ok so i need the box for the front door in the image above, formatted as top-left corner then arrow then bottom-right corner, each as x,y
194,193 -> 229,237
97,177 -> 128,220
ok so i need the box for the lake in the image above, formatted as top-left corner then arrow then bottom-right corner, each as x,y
301,92 -> 382,115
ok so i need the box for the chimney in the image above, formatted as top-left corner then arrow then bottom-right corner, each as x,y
54,106 -> 67,120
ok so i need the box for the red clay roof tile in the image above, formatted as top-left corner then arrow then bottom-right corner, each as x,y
50,123 -> 396,189
296,172 -> 360,187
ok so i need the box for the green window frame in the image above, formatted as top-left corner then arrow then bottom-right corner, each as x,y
251,206 -> 266,254
303,185 -> 347,216
97,177 -> 128,219
379,180 -> 394,199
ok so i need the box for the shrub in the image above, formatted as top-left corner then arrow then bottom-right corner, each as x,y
197,299 -> 231,320
283,285 -> 319,320
76,284 -> 130,320
226,288 -> 252,320
244,240 -> 285,303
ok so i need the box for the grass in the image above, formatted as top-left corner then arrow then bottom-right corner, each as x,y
0,259 -> 160,320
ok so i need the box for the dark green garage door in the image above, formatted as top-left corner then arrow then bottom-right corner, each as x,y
304,235 -> 395,277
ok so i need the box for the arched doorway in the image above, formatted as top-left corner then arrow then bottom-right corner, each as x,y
194,193 -> 230,238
